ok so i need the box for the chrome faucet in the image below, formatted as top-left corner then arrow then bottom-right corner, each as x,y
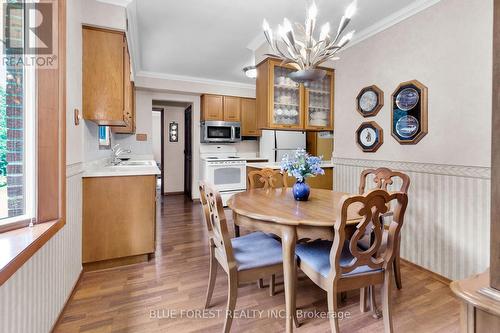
111,144 -> 131,165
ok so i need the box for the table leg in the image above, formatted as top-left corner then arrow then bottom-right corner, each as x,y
281,226 -> 297,333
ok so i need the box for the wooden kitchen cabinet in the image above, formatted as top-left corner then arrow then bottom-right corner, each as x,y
83,26 -> 133,128
201,94 -> 242,122
223,96 -> 241,122
82,175 -> 156,270
256,57 -> 334,131
201,94 -> 224,121
241,98 -> 260,136
113,41 -> 135,134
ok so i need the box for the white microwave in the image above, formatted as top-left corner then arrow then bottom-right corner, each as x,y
201,121 -> 241,143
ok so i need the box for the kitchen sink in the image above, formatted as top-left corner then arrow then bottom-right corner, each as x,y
120,160 -> 156,166
108,160 -> 157,167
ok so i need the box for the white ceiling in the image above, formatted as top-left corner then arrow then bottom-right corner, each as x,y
134,0 -> 424,84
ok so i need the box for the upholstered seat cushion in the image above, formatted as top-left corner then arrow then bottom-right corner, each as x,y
231,232 -> 283,271
295,240 -> 382,278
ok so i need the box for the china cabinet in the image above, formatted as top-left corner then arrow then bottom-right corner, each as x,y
256,57 -> 334,131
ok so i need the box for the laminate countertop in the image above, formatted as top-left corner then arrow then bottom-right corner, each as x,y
83,159 -> 161,178
246,161 -> 335,169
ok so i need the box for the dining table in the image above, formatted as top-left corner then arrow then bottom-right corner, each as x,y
227,187 -> 362,333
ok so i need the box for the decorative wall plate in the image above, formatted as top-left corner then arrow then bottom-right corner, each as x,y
391,80 -> 428,144
356,85 -> 384,117
356,121 -> 383,152
396,88 -> 419,111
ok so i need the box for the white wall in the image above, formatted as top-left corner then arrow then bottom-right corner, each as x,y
0,1 -> 84,332
152,111 -> 162,163
332,0 -> 493,280
162,106 -> 186,193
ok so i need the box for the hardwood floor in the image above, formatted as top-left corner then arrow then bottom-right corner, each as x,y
54,195 -> 460,333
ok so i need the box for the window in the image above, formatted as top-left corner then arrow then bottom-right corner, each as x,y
0,1 -> 36,227
0,0 -> 66,285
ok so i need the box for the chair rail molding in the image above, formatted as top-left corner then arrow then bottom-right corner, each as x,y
332,157 -> 491,179
333,157 -> 491,281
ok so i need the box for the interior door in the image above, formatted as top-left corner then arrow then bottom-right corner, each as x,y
184,106 -> 192,199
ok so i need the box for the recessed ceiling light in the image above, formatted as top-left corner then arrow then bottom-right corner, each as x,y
243,66 -> 257,79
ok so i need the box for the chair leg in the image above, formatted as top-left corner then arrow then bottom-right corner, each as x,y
394,246 -> 402,290
269,274 -> 275,296
223,271 -> 238,333
257,278 -> 264,288
370,285 -> 382,319
327,289 -> 340,333
381,271 -> 394,333
204,245 -> 217,309
360,287 -> 369,313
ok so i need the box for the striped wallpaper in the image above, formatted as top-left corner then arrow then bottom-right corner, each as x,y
0,163 -> 83,333
333,157 -> 491,280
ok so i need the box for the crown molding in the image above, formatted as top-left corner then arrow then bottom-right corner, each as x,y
136,71 -> 255,90
343,0 -> 443,51
125,1 -> 140,79
246,0 -> 443,52
96,0 -> 133,7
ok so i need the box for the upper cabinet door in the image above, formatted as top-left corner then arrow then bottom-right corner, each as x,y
269,62 -> 304,130
201,95 -> 224,121
304,70 -> 334,131
241,98 -> 260,136
83,27 -> 127,126
223,96 -> 241,122
113,38 -> 135,134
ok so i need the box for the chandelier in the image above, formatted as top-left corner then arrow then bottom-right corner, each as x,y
262,1 -> 357,86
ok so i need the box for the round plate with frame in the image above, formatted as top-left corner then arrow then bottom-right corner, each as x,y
356,85 -> 384,117
356,121 -> 383,152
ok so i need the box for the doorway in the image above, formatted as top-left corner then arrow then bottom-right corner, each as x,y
152,107 -> 165,194
152,101 -> 192,199
184,106 -> 192,199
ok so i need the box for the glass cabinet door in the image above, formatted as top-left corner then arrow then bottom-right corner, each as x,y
271,65 -> 304,129
305,72 -> 334,130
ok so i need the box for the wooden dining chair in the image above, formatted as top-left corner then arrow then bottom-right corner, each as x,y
246,168 -> 288,289
358,167 -> 410,291
295,189 -> 408,333
199,181 -> 284,333
248,168 -> 288,189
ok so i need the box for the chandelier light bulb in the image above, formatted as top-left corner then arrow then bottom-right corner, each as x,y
308,2 -> 318,20
263,19 -> 270,32
319,22 -> 330,41
338,30 -> 355,47
345,1 -> 357,19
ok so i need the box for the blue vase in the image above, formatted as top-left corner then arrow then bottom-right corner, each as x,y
292,181 -> 310,201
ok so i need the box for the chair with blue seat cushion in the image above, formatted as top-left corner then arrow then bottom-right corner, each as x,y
199,181 -> 283,333
295,189 -> 408,333
358,167 -> 410,291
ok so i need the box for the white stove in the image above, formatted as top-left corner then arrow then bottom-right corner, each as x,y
200,145 -> 247,206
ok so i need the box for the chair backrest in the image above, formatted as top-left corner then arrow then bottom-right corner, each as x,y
359,167 -> 410,194
199,181 -> 235,264
329,189 -> 408,280
248,168 -> 288,189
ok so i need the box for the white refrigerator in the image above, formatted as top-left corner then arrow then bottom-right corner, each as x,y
259,130 -> 306,162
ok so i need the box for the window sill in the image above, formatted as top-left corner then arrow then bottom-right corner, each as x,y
0,219 -> 65,286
